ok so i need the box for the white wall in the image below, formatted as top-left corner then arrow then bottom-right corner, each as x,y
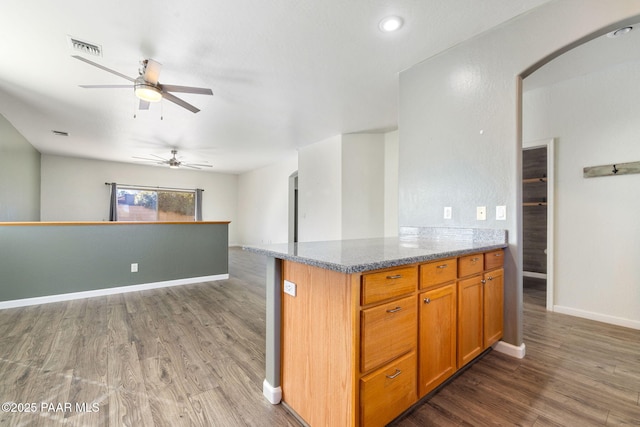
237,151 -> 298,245
384,130 -> 399,237
298,135 -> 343,242
40,155 -> 239,244
398,0 -> 640,344
523,61 -> 640,328
0,114 -> 40,221
342,133 -> 385,240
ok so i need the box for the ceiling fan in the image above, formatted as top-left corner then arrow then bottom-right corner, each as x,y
134,150 -> 213,169
72,55 -> 213,113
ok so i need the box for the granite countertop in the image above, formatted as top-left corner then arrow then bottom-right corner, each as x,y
243,228 -> 508,274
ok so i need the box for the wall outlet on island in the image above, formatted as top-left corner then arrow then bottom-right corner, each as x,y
284,280 -> 297,297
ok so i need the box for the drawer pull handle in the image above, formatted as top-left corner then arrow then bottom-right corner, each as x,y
386,274 -> 402,279
436,264 -> 448,269
494,253 -> 502,257
471,257 -> 479,262
424,298 -> 431,304
386,307 -> 402,313
386,369 -> 402,380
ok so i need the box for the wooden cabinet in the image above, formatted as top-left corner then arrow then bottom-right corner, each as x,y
361,295 -> 416,372
457,254 -> 505,368
281,249 -> 504,427
457,274 -> 484,367
419,258 -> 456,289
361,266 -> 417,305
458,253 -> 484,277
483,268 -> 504,348
418,283 -> 457,397
360,351 -> 417,427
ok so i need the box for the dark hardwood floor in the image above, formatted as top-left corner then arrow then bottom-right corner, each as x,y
0,248 -> 638,426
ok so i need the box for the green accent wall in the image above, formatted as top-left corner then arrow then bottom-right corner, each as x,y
0,222 -> 228,302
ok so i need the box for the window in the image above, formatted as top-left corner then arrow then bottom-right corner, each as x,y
116,187 -> 196,222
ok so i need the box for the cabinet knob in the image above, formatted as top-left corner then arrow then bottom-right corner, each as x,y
423,298 -> 431,304
386,369 -> 402,380
386,307 -> 402,313
481,279 -> 486,284
488,276 -> 494,281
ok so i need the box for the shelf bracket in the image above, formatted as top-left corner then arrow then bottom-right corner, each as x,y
583,160 -> 640,178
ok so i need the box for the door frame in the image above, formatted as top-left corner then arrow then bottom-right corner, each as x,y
523,138 -> 555,311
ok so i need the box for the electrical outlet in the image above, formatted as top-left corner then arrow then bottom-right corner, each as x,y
284,280 -> 297,297
477,206 -> 487,221
444,206 -> 452,219
496,205 -> 506,220
131,263 -> 138,273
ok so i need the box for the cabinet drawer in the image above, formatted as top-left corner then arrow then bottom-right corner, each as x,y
360,351 -> 417,427
361,266 -> 417,306
458,254 -> 484,278
484,249 -> 504,270
419,258 -> 457,289
361,295 -> 416,373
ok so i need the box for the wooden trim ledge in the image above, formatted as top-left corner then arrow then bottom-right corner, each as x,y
0,221 -> 231,226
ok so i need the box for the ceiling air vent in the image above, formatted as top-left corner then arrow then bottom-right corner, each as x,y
67,36 -> 102,56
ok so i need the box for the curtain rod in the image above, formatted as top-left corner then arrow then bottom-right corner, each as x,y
105,182 -> 204,192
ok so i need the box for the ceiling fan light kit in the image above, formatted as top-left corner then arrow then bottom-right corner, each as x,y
134,80 -> 162,102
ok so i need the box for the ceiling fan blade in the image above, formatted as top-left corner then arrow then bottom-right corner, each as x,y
132,156 -> 163,162
139,99 -> 150,110
162,92 -> 201,113
160,84 -> 213,95
182,164 -> 202,170
79,84 -> 133,89
150,154 -> 169,161
143,59 -> 162,84
184,163 -> 213,168
72,55 -> 135,83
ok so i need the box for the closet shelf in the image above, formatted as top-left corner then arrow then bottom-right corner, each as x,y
523,177 -> 547,184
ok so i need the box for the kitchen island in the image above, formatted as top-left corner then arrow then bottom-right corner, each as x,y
245,227 -> 508,427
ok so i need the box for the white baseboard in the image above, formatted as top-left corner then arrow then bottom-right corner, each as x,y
0,274 -> 229,310
263,379 -> 282,404
492,340 -> 526,359
554,305 -> 640,330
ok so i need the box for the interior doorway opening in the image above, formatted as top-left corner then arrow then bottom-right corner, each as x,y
522,139 -> 554,311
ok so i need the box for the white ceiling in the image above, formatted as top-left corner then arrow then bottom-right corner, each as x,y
1,0 -> 556,174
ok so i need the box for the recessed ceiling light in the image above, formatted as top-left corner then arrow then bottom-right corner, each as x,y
379,16 -> 404,33
606,26 -> 633,38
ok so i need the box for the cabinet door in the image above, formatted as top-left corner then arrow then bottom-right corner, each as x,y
418,283 -> 457,398
483,268 -> 504,348
457,275 -> 484,368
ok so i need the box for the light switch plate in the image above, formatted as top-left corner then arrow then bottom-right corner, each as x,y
496,205 -> 506,220
444,206 -> 452,219
131,263 -> 138,273
477,206 -> 487,221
